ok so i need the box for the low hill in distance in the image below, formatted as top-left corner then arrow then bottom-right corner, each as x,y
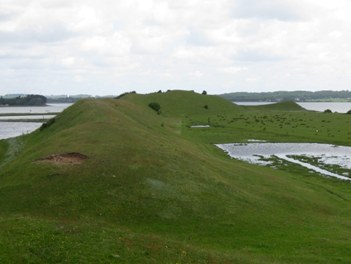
221,90 -> 351,102
0,90 -> 351,263
239,100 -> 306,111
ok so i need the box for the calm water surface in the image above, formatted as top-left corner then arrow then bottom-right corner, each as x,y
0,122 -> 42,140
0,103 -> 72,114
0,103 -> 72,140
298,102 -> 351,113
0,115 -> 56,120
234,102 -> 351,113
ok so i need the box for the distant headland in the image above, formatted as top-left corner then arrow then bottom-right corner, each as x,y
0,94 -> 47,106
0,94 -> 116,105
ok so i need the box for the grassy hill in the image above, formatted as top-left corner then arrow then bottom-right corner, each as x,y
0,91 -> 351,263
239,100 -> 306,111
123,90 -> 241,116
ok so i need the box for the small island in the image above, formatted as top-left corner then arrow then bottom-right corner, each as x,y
0,94 -> 47,106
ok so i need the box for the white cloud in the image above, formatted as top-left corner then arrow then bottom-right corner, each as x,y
189,70 -> 203,79
1,0 -> 351,95
231,0 -> 303,21
220,66 -> 248,75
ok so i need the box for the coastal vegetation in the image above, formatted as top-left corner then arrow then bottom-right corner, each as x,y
0,90 -> 350,263
0,95 -> 47,106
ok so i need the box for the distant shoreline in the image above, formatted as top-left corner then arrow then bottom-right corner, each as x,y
233,99 -> 351,103
220,90 -> 351,102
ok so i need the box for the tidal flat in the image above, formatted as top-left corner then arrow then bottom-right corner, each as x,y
217,142 -> 351,180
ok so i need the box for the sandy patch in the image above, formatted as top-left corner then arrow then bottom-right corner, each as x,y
36,152 -> 88,165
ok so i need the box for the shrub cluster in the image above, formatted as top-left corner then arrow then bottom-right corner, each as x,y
148,102 -> 161,114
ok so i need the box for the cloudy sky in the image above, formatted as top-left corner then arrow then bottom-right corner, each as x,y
1,0 -> 351,95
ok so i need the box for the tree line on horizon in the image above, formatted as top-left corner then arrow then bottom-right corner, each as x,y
0,94 -> 47,106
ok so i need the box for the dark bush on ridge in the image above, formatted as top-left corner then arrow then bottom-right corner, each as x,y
347,110 -> 351,114
115,91 -> 136,99
324,109 -> 332,113
148,102 -> 161,114
40,118 -> 55,131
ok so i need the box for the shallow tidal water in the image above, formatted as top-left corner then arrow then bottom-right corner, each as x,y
0,122 -> 42,140
216,142 -> 351,181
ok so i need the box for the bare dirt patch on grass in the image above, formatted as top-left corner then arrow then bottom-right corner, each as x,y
36,152 -> 88,165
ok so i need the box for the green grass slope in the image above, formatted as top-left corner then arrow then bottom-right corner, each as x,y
122,90 -> 240,116
0,91 -> 351,263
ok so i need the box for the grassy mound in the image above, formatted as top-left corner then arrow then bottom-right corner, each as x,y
241,100 -> 306,111
122,90 -> 240,116
0,91 -> 351,263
